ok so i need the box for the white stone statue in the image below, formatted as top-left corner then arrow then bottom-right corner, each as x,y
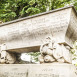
5,52 -> 16,64
44,55 -> 55,63
0,44 -> 16,64
40,37 -> 53,55
38,55 -> 44,64
39,36 -> 72,64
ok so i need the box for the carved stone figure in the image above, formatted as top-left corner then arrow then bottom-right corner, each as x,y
0,50 -> 6,63
0,44 -> 16,64
40,37 -> 53,55
44,55 -> 55,63
38,55 -> 44,64
62,45 -> 72,63
39,36 -> 72,64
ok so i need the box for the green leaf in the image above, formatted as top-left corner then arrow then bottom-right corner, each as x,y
29,0 -> 35,6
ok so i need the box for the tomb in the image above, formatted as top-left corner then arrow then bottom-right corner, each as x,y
0,6 -> 77,77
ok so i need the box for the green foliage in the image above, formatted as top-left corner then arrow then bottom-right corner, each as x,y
28,52 -> 40,62
0,0 -> 77,22
71,41 -> 77,66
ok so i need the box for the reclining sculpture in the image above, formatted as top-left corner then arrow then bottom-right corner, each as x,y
0,6 -> 77,64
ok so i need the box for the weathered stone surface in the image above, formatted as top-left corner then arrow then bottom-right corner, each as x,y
0,64 -> 28,77
0,44 -> 16,64
0,6 -> 77,53
39,36 -> 72,64
0,63 -> 76,77
28,63 -> 77,77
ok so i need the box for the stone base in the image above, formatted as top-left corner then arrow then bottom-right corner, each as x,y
0,63 -> 77,77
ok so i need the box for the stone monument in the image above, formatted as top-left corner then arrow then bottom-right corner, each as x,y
38,36 -> 72,64
0,6 -> 77,77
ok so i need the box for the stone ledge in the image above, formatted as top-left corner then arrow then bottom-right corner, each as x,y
0,63 -> 76,77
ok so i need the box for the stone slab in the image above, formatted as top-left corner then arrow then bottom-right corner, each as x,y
28,63 -> 77,77
0,64 -> 29,77
0,63 -> 77,77
0,6 -> 77,53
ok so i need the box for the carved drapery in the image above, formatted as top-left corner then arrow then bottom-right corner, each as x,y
38,37 -> 72,64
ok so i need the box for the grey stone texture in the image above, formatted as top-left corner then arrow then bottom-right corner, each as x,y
0,6 -> 76,53
39,36 -> 72,64
0,6 -> 77,77
0,63 -> 76,77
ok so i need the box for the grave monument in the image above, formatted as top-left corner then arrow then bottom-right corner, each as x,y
0,6 -> 77,77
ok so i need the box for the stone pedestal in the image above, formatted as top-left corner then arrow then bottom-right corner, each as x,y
0,64 -> 28,77
0,63 -> 76,77
29,63 -> 77,77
